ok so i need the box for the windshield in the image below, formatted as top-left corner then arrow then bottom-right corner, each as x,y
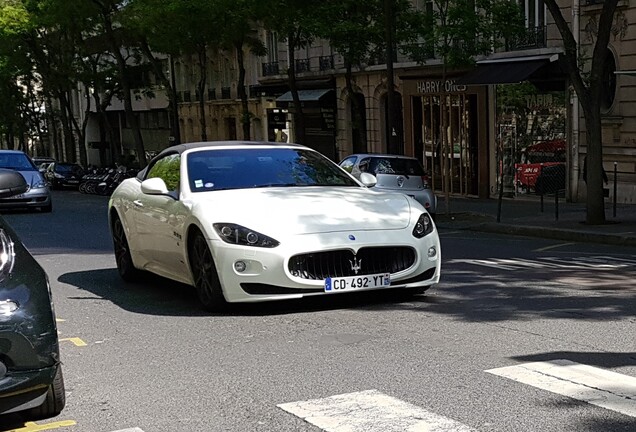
0,153 -> 36,171
363,157 -> 425,176
57,164 -> 83,173
186,147 -> 358,192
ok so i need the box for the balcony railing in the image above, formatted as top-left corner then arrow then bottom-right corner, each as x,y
319,55 -> 334,71
505,26 -> 547,51
262,62 -> 280,76
221,87 -> 231,99
295,58 -> 310,73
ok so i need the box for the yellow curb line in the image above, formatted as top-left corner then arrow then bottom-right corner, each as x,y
59,337 -> 87,347
8,420 -> 76,431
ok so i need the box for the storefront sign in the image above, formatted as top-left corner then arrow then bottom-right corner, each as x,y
417,80 -> 466,94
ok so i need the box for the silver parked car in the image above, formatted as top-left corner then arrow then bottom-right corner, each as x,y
340,154 -> 437,217
0,150 -> 52,212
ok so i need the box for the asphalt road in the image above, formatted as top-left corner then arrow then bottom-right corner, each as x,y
1,190 -> 636,432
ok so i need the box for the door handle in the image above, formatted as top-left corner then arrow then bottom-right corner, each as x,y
133,200 -> 144,207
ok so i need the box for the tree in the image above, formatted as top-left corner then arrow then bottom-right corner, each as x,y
89,0 -> 148,166
315,0 -> 384,152
543,0 -> 619,225
260,0 -> 320,145
407,0 -> 525,214
126,0 -> 224,143
216,0 -> 266,140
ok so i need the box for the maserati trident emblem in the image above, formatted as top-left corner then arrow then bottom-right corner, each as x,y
349,255 -> 362,275
397,176 -> 405,187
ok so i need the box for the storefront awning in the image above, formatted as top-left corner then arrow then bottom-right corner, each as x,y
276,89 -> 333,102
455,54 -> 560,85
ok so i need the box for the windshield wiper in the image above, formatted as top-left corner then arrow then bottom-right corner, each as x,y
251,183 -> 298,188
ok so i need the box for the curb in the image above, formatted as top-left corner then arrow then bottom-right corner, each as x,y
465,223 -> 636,247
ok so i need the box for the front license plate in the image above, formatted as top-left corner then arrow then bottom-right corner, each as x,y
324,273 -> 390,293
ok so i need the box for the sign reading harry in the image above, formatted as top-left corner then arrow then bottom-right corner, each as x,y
417,80 -> 466,94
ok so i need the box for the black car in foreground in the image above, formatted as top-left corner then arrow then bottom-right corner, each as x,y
0,169 -> 65,420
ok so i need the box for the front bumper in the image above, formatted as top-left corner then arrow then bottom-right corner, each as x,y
0,363 -> 59,415
209,228 -> 441,303
0,187 -> 51,209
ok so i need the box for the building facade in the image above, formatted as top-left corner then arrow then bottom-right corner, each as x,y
172,0 -> 636,203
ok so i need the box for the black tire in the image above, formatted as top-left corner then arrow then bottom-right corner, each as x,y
188,231 -> 226,311
112,215 -> 141,282
29,366 -> 65,419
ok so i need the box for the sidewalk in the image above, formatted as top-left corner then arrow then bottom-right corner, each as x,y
434,195 -> 636,247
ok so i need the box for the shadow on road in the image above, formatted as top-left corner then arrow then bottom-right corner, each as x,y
57,268 -> 433,317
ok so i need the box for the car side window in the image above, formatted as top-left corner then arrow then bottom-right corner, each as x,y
146,154 -> 181,192
359,157 -> 371,173
339,157 -> 357,173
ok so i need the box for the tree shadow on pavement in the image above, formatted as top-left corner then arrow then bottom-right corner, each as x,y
57,268 -> 425,317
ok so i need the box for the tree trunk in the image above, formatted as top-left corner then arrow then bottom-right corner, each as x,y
139,41 -> 180,145
236,42 -> 251,140
197,47 -> 208,141
345,60 -> 366,153
57,91 -> 76,163
98,5 -> 147,166
287,35 -> 305,144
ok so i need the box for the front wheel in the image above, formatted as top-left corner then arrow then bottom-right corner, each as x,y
189,231 -> 226,311
29,366 -> 65,420
112,215 -> 141,282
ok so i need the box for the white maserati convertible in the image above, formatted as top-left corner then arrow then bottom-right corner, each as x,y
108,141 -> 441,310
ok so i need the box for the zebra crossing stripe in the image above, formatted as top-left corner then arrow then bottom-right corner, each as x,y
486,359 -> 636,418
278,389 -> 475,431
110,429 -> 145,432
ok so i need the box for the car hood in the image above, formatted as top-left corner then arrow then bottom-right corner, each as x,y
16,169 -> 44,187
190,187 -> 413,235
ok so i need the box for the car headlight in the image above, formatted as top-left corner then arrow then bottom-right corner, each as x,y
0,300 -> 19,316
213,223 -> 279,248
54,173 -> 64,179
412,213 -> 434,238
33,176 -> 49,188
0,229 -> 15,278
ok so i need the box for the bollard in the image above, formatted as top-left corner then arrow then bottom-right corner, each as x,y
613,162 -> 617,218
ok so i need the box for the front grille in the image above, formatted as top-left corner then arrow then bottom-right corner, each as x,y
288,247 -> 416,280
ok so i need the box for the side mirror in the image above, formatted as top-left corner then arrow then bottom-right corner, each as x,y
141,177 -> 170,195
359,172 -> 377,187
0,169 -> 28,198
0,169 -> 29,198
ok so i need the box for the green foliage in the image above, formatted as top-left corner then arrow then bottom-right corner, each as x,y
409,0 -> 526,67
148,154 -> 180,190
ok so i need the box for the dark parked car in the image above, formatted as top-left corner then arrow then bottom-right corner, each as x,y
0,169 -> 65,419
534,163 -> 566,196
31,157 -> 56,168
45,162 -> 84,189
0,150 -> 52,213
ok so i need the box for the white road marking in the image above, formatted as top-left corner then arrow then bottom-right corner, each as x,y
449,256 -> 636,272
110,428 -> 145,432
486,360 -> 636,418
278,389 -> 475,431
534,242 -> 575,252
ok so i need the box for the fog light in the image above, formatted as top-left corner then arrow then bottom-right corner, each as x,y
427,246 -> 437,259
0,300 -> 18,316
234,261 -> 247,272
